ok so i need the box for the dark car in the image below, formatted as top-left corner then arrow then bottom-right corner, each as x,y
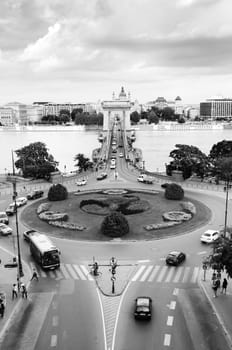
23,229 -> 37,242
134,296 -> 152,320
27,190 -> 44,200
97,172 -> 108,181
6,204 -> 17,216
166,251 -> 186,266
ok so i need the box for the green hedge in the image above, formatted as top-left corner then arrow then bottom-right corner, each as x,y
48,184 -> 68,201
101,211 -> 129,237
165,183 -> 184,200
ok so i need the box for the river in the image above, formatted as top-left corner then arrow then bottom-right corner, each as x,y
1,126 -> 232,174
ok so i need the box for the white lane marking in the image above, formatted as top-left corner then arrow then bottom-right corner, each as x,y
170,301 -> 176,310
157,266 -> 168,282
167,316 -> 174,326
165,267 -> 176,283
148,265 -> 160,282
140,265 -> 153,282
182,267 -> 190,283
190,267 -> 200,283
164,334 -> 171,346
52,316 -> 58,327
198,251 -> 208,255
65,264 -> 79,280
173,266 -> 183,283
137,259 -> 150,263
96,288 -> 107,350
173,288 -> 179,296
80,265 -> 94,281
131,265 -> 146,282
51,334 -> 57,347
59,264 -> 71,279
73,264 -> 87,280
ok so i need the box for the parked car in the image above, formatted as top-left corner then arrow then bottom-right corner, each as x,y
15,197 -> 28,207
166,251 -> 186,266
76,178 -> 87,186
200,229 -> 220,244
0,212 -> 9,225
97,172 -> 108,181
6,204 -> 17,216
134,296 -> 152,320
27,190 -> 44,200
23,229 -> 37,242
0,223 -> 13,236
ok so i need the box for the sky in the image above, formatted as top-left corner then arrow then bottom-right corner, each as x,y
0,0 -> 232,105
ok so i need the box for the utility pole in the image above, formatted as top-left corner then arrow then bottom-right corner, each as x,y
224,178 -> 230,237
11,150 -> 24,290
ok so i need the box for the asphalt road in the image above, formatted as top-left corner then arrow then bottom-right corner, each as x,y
0,153 -> 232,350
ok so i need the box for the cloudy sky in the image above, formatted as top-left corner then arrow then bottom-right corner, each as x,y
0,0 -> 232,104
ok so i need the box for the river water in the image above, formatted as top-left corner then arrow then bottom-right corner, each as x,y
1,126 -> 232,174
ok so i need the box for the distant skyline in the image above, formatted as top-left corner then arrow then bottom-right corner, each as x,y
1,0 -> 232,104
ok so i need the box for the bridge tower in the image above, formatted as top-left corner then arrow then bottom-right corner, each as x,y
101,87 -> 131,131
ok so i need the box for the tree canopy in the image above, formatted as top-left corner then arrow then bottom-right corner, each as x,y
74,153 -> 93,172
15,142 -> 58,179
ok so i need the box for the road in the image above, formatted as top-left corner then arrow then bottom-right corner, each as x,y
0,151 -> 231,350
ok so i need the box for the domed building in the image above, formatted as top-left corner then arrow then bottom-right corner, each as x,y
174,96 -> 183,115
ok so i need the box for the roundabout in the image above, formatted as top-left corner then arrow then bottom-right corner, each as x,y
20,185 -> 211,241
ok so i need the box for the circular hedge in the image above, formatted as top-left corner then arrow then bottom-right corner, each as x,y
101,211 -> 129,237
165,183 -> 184,200
48,183 -> 68,201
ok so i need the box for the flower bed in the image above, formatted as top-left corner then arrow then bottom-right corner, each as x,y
37,202 -> 51,214
39,211 -> 69,222
162,211 -> 192,222
48,221 -> 86,231
180,201 -> 196,215
144,221 -> 180,231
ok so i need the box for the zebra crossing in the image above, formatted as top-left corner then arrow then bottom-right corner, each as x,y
131,265 -> 201,284
29,262 -> 201,284
29,262 -> 94,282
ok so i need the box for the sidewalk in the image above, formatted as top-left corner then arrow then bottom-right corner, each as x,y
199,268 -> 232,348
0,246 -> 31,341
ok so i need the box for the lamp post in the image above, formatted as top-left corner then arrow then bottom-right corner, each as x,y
224,178 -> 230,237
11,151 -> 24,290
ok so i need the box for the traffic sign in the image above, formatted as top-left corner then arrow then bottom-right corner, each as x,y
111,276 -> 116,281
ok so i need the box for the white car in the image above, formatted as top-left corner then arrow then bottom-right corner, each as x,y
0,223 -> 13,236
15,197 -> 28,207
0,212 -> 9,225
76,178 -> 87,186
119,153 -> 124,158
200,230 -> 220,244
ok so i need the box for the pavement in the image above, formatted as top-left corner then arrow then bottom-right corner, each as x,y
0,246 -> 31,342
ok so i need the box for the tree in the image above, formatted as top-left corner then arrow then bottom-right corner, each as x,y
15,142 -> 58,179
130,111 -> 140,124
167,144 -> 210,180
74,153 -> 93,172
71,108 -> 84,121
48,183 -> 68,201
147,110 -> 159,124
209,140 -> 232,160
101,211 -> 129,237
58,109 -> 70,124
162,107 -> 175,121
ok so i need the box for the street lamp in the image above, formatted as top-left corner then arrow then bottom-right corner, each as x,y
11,150 -> 24,290
224,178 -> 231,237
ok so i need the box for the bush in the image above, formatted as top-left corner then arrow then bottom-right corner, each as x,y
165,183 -> 184,200
48,183 -> 68,201
101,211 -> 129,237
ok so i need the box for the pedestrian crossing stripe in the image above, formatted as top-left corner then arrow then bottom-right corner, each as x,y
131,265 -> 201,284
28,262 -> 201,284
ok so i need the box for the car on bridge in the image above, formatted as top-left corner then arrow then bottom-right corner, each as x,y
134,296 -> 152,320
119,153 -> 124,158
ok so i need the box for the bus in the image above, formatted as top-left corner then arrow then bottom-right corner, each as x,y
29,232 -> 60,270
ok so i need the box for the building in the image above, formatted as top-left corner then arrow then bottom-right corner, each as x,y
27,104 -> 44,124
0,107 -> 16,126
144,96 -> 182,112
5,102 -> 28,125
200,97 -> 232,119
101,87 -> 132,130
174,96 -> 183,115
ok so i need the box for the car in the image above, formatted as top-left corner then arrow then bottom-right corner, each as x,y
110,164 -> 116,169
112,149 -> 117,153
111,155 -> 117,159
76,178 -> 87,186
6,203 -> 17,216
119,153 -> 124,158
23,229 -> 37,242
200,229 -> 220,244
97,172 -> 108,180
0,223 -> 13,236
15,197 -> 27,207
166,251 -> 186,266
0,212 -> 9,225
27,190 -> 44,200
134,296 -> 152,320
